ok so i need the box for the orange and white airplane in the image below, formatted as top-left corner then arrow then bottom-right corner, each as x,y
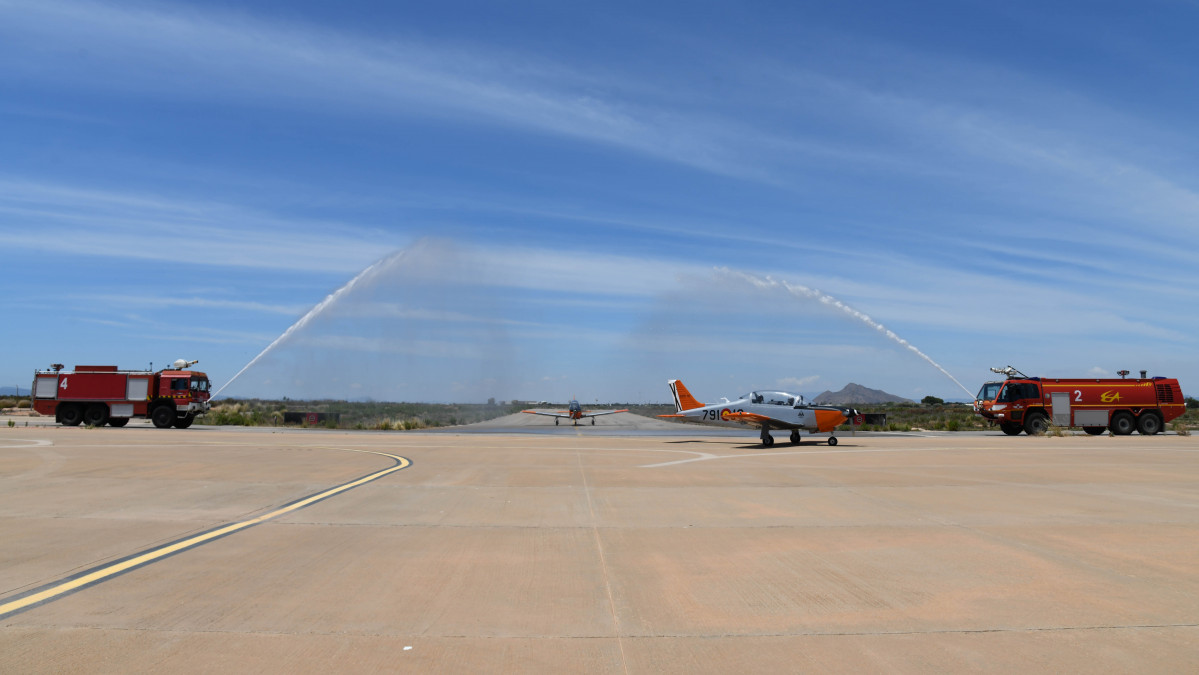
522,399 -> 629,426
658,379 -> 857,446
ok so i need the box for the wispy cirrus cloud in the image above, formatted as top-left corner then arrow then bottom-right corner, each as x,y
0,178 -> 389,273
0,0 -> 765,180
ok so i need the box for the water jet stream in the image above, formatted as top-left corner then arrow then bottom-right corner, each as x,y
214,249 -> 409,398
717,268 -> 974,398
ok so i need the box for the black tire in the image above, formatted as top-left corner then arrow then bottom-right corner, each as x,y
1024,412 -> 1049,436
1109,411 -> 1135,436
554,418 -> 559,426
1082,426 -> 1105,435
1000,422 -> 1023,436
151,405 -> 176,429
591,418 -> 595,426
59,404 -> 84,426
83,404 -> 109,427
173,414 -> 195,429
790,429 -> 801,445
828,436 -> 838,446
1136,413 -> 1162,436
761,433 -> 774,447
108,418 -> 129,427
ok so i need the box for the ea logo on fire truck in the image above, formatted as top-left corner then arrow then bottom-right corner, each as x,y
1101,391 -> 1122,403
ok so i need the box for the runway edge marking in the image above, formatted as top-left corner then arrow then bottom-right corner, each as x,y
0,448 -> 411,620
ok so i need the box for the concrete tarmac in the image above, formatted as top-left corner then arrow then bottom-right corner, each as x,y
1,420 -> 1197,673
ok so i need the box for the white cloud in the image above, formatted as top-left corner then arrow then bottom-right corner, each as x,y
83,294 -> 307,316
777,375 -> 820,390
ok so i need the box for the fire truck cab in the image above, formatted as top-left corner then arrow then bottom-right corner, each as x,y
974,366 -> 1185,436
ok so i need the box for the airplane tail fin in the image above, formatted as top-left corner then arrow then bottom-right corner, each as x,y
668,379 -> 704,412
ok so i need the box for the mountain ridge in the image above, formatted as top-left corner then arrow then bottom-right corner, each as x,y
812,383 -> 912,405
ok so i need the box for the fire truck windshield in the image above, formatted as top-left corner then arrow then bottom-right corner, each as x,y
976,382 -> 1003,402
191,378 -> 209,392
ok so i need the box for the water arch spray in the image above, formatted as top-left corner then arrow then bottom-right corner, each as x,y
716,268 -> 974,398
213,248 -> 411,398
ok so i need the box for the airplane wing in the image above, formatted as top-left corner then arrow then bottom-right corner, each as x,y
521,410 -> 573,419
724,410 -> 846,432
578,409 -> 628,418
723,411 -> 774,426
723,411 -> 805,431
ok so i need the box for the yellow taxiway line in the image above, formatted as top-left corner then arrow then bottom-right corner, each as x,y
0,448 -> 410,619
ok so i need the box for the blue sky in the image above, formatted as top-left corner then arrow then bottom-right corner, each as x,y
3,0 -> 1197,403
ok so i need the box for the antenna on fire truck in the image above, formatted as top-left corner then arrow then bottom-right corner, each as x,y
989,365 -> 1028,379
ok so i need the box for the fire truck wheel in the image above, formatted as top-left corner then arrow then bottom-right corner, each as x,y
108,418 -> 130,427
1082,426 -> 1105,435
1023,412 -> 1049,435
1136,413 -> 1162,435
58,404 -> 84,426
151,405 -> 176,429
83,404 -> 109,427
1000,422 -> 1023,435
173,414 -> 195,429
1109,411 -> 1135,436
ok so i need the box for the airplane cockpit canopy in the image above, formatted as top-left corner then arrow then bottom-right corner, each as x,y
744,391 -> 803,406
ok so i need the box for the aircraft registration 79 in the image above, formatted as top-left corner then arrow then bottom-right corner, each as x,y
658,379 -> 858,446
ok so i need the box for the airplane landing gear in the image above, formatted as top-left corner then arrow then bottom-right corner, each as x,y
760,429 -> 775,447
554,418 -> 559,426
828,436 -> 838,446
591,418 -> 595,425
789,429 -> 800,445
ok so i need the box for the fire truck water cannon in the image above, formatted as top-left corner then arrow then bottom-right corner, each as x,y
31,359 -> 212,429
989,366 -> 1028,379
974,366 -> 1185,436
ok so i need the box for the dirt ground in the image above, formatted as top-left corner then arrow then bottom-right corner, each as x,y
1,422 -> 1196,673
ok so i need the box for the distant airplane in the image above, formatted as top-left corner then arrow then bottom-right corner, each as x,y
522,400 -> 629,426
658,379 -> 857,446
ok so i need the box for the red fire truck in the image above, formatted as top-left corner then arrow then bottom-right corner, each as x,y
974,366 -> 1185,436
31,360 -> 212,429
